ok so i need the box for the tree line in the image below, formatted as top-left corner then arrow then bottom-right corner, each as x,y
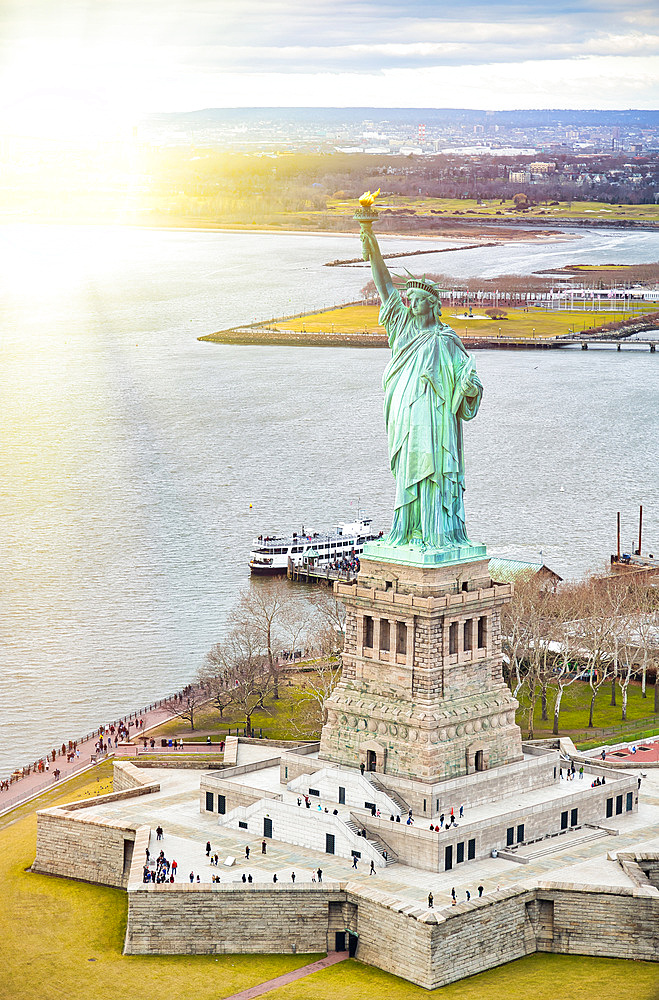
184,580 -> 345,736
501,574 -> 658,737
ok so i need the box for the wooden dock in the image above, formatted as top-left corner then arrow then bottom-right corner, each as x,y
287,560 -> 357,587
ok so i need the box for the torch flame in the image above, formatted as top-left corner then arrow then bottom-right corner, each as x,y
359,188 -> 380,208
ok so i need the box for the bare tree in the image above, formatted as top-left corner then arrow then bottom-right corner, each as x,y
180,691 -> 202,731
202,630 -> 273,737
232,579 -> 296,699
229,633 -> 273,737
548,586 -> 588,736
200,642 -> 237,720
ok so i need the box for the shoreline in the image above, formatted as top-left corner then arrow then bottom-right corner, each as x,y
200,307 -> 659,351
3,214 -> 657,240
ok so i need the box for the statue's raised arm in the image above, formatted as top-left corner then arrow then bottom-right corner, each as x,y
361,227 -> 394,304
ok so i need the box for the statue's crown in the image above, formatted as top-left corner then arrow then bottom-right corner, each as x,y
405,277 -> 440,300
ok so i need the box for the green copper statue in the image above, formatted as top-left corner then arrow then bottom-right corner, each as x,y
359,205 -> 485,564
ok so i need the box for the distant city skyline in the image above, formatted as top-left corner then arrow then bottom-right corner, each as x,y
0,0 -> 657,139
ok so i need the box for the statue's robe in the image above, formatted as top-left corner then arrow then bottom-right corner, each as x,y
379,289 -> 483,548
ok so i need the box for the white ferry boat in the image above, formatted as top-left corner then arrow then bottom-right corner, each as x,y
249,514 -> 380,575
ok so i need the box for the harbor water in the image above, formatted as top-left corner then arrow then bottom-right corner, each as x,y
1,223 -> 658,774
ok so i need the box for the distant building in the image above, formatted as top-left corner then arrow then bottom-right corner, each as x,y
509,170 -> 531,184
528,161 -> 556,174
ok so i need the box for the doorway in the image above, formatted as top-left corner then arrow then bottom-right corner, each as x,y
367,750 -> 377,772
475,750 -> 485,772
335,932 -> 346,952
444,844 -> 453,870
263,817 -> 272,838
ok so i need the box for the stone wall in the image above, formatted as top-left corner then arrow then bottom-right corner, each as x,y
34,809 -> 137,888
114,760 -> 151,791
199,777 -> 281,816
280,752 -> 324,784
533,884 -> 659,962
378,747 -> 558,816
124,883 -> 346,955
122,879 -> 659,987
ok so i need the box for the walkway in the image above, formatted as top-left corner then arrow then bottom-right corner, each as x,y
0,695 -> 190,816
221,951 -> 348,1000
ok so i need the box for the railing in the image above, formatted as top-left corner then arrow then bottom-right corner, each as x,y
0,686 -> 198,786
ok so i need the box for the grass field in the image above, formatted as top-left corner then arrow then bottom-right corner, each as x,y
2,766 -> 658,999
324,195 -> 659,224
517,679 -> 659,743
151,679 -> 320,741
271,303 -> 656,340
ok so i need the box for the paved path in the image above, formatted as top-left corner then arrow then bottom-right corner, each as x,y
0,696 -> 187,816
221,951 -> 348,1000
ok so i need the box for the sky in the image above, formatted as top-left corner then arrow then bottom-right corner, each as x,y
0,0 -> 658,137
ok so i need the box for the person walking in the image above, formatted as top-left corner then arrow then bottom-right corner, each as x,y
352,855 -> 358,869
451,887 -> 456,901
272,873 -> 278,883
477,885 -> 484,897
360,762 -> 365,776
369,860 -> 376,876
206,841 -> 211,856
245,845 -> 250,860
428,892 -> 434,908
291,871 -> 296,883
261,839 -> 267,854
317,868 -> 323,882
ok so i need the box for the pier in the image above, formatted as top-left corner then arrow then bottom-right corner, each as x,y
287,558 -> 357,586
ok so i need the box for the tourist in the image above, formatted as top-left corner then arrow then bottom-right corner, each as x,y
451,887 -> 456,901
171,859 -> 177,875
291,871 -> 296,883
245,845 -> 250,859
459,804 -> 464,818
189,872 -> 194,882
242,873 -> 246,883
206,841 -> 211,856
478,885 -> 484,897
156,825 -> 163,840
352,855 -> 358,869
262,839 -> 267,854
247,874 -> 252,883
466,890 -> 471,901
428,892 -> 434,908
317,868 -> 323,882
273,874 -> 278,883
439,813 -> 445,827
360,762 -> 365,776
369,860 -> 376,876
579,766 -> 584,779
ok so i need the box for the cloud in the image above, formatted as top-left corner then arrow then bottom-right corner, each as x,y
0,0 -> 657,113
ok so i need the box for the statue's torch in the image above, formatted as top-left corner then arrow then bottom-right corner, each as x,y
354,188 -> 380,260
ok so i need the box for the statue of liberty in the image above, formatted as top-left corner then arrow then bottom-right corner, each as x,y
360,217 -> 484,559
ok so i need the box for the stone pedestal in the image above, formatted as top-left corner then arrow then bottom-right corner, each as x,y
319,555 -> 523,783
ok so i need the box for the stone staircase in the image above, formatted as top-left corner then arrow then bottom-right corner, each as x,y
364,773 -> 410,817
502,826 -> 610,864
345,818 -> 397,866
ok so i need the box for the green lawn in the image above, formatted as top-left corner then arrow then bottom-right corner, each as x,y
324,195 -> 659,224
270,303 -> 656,341
2,767 -> 656,999
517,679 -> 659,743
150,679 -> 321,742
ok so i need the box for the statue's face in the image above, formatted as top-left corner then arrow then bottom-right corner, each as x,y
408,288 -> 435,319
